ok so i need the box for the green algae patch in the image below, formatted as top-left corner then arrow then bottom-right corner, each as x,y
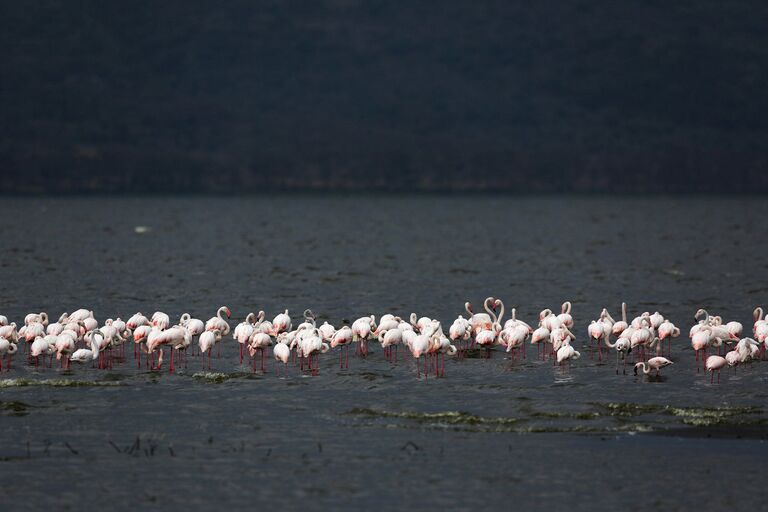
0,378 -> 121,388
0,401 -> 37,416
347,407 -> 522,426
591,402 -> 665,417
191,372 -> 249,383
592,402 -> 763,426
527,409 -> 601,420
664,405 -> 762,426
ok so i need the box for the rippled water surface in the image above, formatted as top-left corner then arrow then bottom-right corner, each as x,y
1,195 -> 767,511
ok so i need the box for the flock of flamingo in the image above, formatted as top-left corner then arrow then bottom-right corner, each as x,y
0,299 -> 765,382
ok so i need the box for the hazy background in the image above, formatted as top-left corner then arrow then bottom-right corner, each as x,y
2,1 -> 766,193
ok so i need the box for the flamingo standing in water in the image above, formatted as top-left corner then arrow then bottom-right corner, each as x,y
0,337 -> 18,371
531,326 -> 551,359
500,310 -> 530,360
198,330 -> 221,369
556,343 -> 580,366
70,331 -> 102,366
705,355 -> 727,383
604,333 -> 632,375
271,309 -> 291,336
612,303 -> 629,337
633,356 -> 674,378
465,298 -> 495,340
205,306 -> 231,357
657,320 -> 680,356
233,312 -> 257,364
54,332 -> 77,369
273,341 -> 290,376
151,311 -> 170,330
587,312 -> 610,360
248,332 -> 272,373
0,324 -> 19,344
557,302 -> 573,328
331,325 -> 353,368
409,331 -> 433,379
378,328 -> 403,363
352,315 -> 376,357
126,312 -> 149,330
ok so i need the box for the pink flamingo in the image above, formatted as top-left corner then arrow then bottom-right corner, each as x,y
705,355 -> 727,383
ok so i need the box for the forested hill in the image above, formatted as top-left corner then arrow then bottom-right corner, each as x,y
1,1 -> 767,193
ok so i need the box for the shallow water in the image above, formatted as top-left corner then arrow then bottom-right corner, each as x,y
1,195 -> 767,511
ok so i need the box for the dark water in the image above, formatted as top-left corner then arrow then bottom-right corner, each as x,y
1,195 -> 767,511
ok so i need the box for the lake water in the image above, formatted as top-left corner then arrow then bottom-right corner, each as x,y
1,195 -> 767,511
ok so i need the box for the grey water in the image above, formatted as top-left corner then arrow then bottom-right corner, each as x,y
1,195 -> 767,511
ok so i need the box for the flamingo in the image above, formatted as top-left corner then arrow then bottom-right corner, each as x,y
630,318 -> 654,360
378,328 -> 403,362
705,355 -> 727,383
657,320 -> 680,356
409,332 -> 432,378
633,356 -> 674,378
726,321 -> 743,340
205,307 -> 231,357
54,332 -> 77,369
0,324 -> 18,343
0,337 -> 18,371
557,301 -> 573,328
133,325 -> 152,366
374,315 -> 400,336
409,313 -> 433,334
449,315 -> 472,356
429,332 -> 456,377
691,327 -> 712,370
735,337 -> 760,363
556,343 -> 580,366
0,315 -> 7,326
539,309 -> 563,332
206,306 -> 231,334
465,298 -> 495,337
271,309 -> 291,336
318,321 -> 336,343
46,321 -> 64,336
68,309 -> 93,323
588,319 -> 608,360
248,332 -> 272,372
648,311 -> 665,330
181,315 -> 205,355
151,311 -> 170,330
198,330 -> 221,369
331,325 -> 353,368
531,326 -> 551,358
500,323 -> 529,360
233,313 -> 257,364
82,317 -> 98,332
298,331 -> 328,374
273,341 -> 290,376
24,312 -> 49,327
126,312 -> 149,330
352,315 -> 376,357
724,349 -> 744,369
30,335 -> 54,367
70,331 -> 102,365
604,335 -> 632,374
612,302 -> 629,336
